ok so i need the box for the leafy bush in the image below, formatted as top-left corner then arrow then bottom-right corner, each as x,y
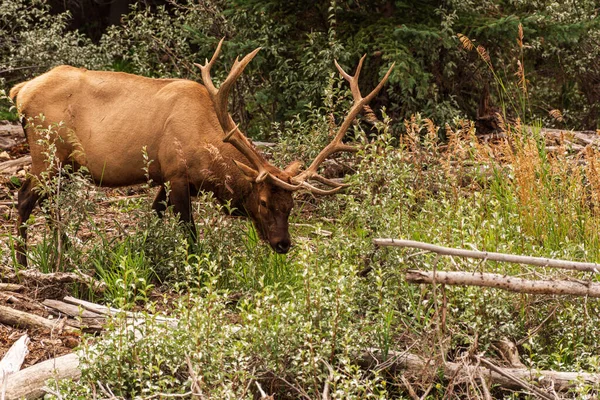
52,251 -> 390,399
4,1 -> 600,397
5,0 -> 600,130
0,0 -> 105,87
36,98 -> 600,397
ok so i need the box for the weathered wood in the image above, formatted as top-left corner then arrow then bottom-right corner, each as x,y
0,122 -> 24,137
1,335 -> 29,398
406,269 -> 600,298
0,155 -> 31,172
62,296 -> 177,325
0,292 -> 47,315
62,296 -> 129,316
359,349 -> 600,393
0,137 -> 18,150
474,356 -> 555,400
0,266 -> 105,293
494,338 -> 525,368
0,283 -> 24,292
42,299 -> 103,319
373,239 -> 600,273
42,299 -> 104,331
0,304 -> 76,333
538,127 -> 599,147
4,353 -> 80,400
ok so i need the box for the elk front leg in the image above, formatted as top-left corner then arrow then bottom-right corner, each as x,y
151,185 -> 170,218
16,178 -> 41,266
168,180 -> 197,243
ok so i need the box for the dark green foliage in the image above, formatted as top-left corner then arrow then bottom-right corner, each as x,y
3,0 -> 600,130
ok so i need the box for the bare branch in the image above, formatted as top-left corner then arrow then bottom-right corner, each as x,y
374,238 -> 600,273
475,356 -> 557,400
406,269 -> 600,298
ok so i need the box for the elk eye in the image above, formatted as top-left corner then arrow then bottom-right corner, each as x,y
260,199 -> 267,208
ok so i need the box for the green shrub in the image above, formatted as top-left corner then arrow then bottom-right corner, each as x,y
0,0 -> 105,87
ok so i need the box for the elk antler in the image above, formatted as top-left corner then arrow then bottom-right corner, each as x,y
195,39 -> 302,190
291,55 -> 395,194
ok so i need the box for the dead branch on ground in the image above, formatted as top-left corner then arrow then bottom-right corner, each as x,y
0,155 -> 31,173
0,266 -> 105,293
0,283 -> 24,291
4,353 -> 80,400
358,348 -> 598,393
0,304 -> 77,333
406,269 -> 600,298
373,238 -> 600,273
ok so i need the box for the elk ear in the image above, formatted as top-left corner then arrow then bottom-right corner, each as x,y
233,160 -> 259,182
284,160 -> 303,176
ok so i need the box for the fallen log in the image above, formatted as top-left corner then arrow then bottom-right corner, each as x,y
42,299 -> 103,320
538,127 -> 599,147
42,299 -> 104,330
373,239 -> 600,273
62,296 -> 176,325
4,353 -> 80,400
406,269 -> 600,298
473,356 -> 555,400
1,335 -> 29,398
2,296 -> 175,399
358,348 -> 600,393
0,266 -> 105,293
0,155 -> 31,173
546,144 -> 585,153
0,283 -> 24,292
0,292 -> 48,315
0,304 -> 77,333
0,122 -> 24,137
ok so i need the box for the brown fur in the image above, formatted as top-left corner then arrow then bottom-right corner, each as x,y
12,66 -> 297,265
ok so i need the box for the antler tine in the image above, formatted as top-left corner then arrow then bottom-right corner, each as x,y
293,59 -> 395,193
334,54 -> 365,101
310,174 -> 351,188
266,174 -> 303,191
195,37 -> 225,97
196,39 -> 273,181
300,181 -> 344,195
197,38 -> 261,133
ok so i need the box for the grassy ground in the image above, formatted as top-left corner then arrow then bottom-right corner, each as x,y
2,111 -> 600,398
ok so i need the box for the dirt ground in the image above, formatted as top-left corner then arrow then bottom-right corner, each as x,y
0,119 -> 189,371
0,121 -> 138,368
0,121 -> 75,366
0,296 -> 80,368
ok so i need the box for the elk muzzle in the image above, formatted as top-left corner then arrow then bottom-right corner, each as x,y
271,237 -> 291,254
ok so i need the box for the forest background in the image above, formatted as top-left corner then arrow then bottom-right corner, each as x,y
2,0 -> 600,133
3,1 -> 600,399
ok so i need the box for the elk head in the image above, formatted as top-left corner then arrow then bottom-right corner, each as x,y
197,39 -> 394,254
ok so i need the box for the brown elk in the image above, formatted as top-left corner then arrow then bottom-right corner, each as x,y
10,39 -> 393,266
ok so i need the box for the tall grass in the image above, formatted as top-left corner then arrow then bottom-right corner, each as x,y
17,29 -> 600,397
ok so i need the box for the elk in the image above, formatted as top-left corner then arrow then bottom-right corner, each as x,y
10,39 -> 393,266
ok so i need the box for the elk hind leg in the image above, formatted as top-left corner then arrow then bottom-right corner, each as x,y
16,178 -> 41,266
